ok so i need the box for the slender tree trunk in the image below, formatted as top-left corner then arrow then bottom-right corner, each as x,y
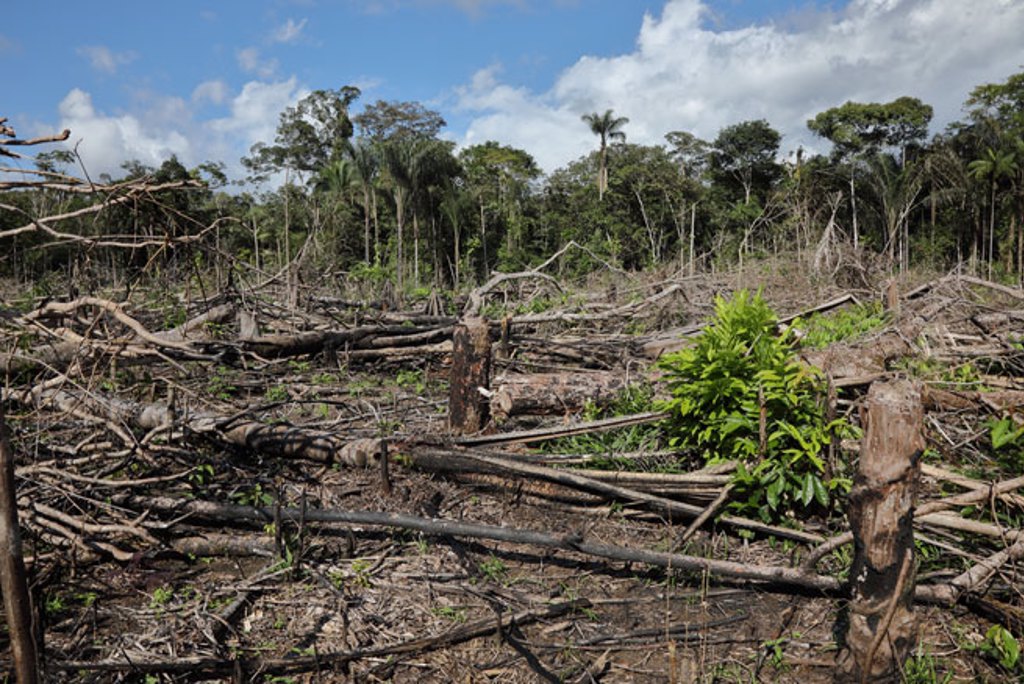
689,202 -> 697,277
372,188 -> 380,262
989,181 -> 997,281
0,406 -> 40,684
479,200 -> 488,279
850,174 -> 859,251
395,192 -> 405,294
363,187 -> 371,263
413,212 -> 420,288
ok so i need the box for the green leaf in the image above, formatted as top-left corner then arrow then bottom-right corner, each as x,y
810,474 -> 829,507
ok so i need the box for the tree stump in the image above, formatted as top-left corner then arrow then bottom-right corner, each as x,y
448,317 -> 491,434
837,379 -> 923,683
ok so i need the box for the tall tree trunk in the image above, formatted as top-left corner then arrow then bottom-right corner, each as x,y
395,192 -> 405,294
363,186 -> 371,263
850,174 -> 859,251
413,212 -> 420,288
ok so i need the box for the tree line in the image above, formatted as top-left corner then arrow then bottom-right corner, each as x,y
3,69 -> 1023,296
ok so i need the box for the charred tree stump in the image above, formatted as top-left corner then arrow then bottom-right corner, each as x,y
0,404 -> 40,684
448,317 -> 491,434
837,380 -> 923,683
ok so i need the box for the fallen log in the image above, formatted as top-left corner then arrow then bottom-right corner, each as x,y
490,371 -> 626,420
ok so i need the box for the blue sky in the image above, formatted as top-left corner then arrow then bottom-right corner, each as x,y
5,1 -> 1024,181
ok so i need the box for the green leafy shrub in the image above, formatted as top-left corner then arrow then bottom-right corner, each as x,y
657,289 -> 849,522
796,301 -> 888,349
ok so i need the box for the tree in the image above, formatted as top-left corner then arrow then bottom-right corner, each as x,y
347,140 -> 380,263
710,119 -> 782,206
581,109 -> 629,201
808,98 -> 933,251
459,142 -> 540,273
380,138 -> 459,289
807,97 -> 933,164
354,100 -> 446,142
243,87 -> 361,181
968,145 -> 1017,278
664,130 -> 711,179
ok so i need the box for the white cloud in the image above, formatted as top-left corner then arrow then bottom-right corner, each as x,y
456,0 -> 1024,172
54,78 -> 306,182
272,18 -> 308,43
192,80 -> 230,105
77,45 -> 137,75
237,47 -> 279,79
57,89 -> 191,176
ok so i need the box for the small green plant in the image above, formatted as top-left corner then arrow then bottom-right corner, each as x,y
264,385 -> 289,402
981,624 -> 1021,671
44,594 -> 66,615
797,301 -> 888,349
902,646 -> 953,684
232,483 -> 273,507
150,585 -> 174,609
75,591 -> 98,608
350,559 -> 373,588
988,416 -> 1024,450
432,605 -> 467,623
657,289 -> 850,522
288,359 -> 311,373
395,368 -> 426,394
190,463 -> 215,488
478,556 -> 508,584
206,366 -> 237,400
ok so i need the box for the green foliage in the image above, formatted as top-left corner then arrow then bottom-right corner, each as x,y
988,416 -> 1024,451
796,301 -> 888,349
264,385 -> 289,402
206,366 -> 237,400
902,647 -> 953,684
657,289 -> 849,522
981,625 -> 1021,671
232,483 -> 273,507
540,383 -> 660,458
149,585 -> 174,609
478,556 -> 509,584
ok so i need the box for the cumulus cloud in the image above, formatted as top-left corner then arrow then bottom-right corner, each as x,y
57,89 -> 191,176
76,45 -> 137,75
272,18 -> 308,43
55,78 -> 305,181
456,0 -> 1024,172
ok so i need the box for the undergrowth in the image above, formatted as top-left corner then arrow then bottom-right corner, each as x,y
795,300 -> 889,349
539,382 -> 662,464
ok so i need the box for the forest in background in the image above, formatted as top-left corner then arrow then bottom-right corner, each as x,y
2,70 -> 1023,300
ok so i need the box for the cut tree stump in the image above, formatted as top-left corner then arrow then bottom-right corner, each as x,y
837,379 -> 923,683
489,371 -> 625,420
448,317 -> 491,434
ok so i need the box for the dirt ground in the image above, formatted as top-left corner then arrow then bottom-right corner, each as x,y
3,261 -> 1019,682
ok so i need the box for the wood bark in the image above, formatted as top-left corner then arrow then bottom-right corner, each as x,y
837,380 -> 923,683
448,317 -> 491,434
0,405 -> 39,684
490,371 -> 625,420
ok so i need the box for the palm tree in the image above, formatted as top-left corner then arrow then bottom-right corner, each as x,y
968,145 -> 1016,278
347,140 -> 379,263
581,109 -> 629,201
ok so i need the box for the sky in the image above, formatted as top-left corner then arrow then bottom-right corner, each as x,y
4,0 -> 1024,183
